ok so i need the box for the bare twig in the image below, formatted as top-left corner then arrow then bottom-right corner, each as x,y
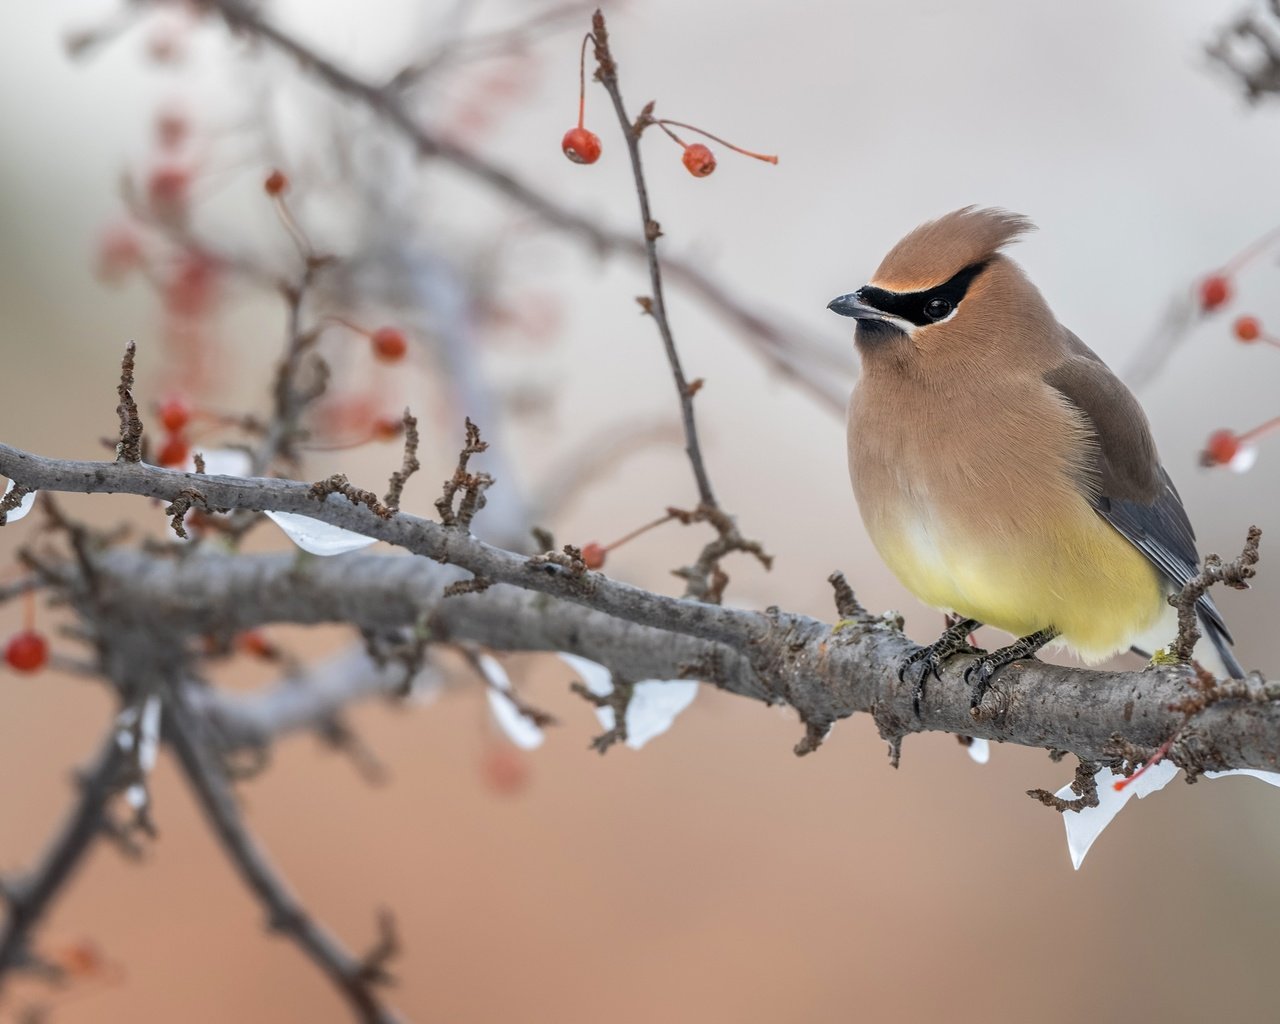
1169,526 -> 1261,664
382,410 -> 419,512
590,13 -> 712,508
435,418 -> 492,529
569,676 -> 631,753
1027,760 -> 1102,813
191,0 -> 850,414
0,484 -> 33,526
586,11 -> 770,602
0,732 -> 128,989
115,342 -> 142,463
165,698 -> 403,1024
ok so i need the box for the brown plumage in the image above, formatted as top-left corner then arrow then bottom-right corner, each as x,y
870,206 -> 1034,292
829,207 -> 1240,706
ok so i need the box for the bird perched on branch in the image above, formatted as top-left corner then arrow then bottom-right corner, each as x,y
828,207 -> 1243,712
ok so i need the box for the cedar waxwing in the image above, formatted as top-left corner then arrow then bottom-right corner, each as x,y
828,207 -> 1243,711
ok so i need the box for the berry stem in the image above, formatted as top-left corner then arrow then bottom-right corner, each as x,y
601,511 -> 676,554
655,119 -> 778,164
270,192 -> 313,259
1223,222 -> 1280,274
1237,415 -> 1280,446
1113,734 -> 1176,791
576,32 -> 594,130
23,589 -> 35,632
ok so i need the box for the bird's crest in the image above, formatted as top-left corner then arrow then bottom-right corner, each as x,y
871,207 -> 1034,292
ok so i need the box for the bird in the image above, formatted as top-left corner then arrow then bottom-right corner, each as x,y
827,206 -> 1243,713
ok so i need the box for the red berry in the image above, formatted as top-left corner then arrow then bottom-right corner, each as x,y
682,143 -> 717,177
155,107 -> 189,150
157,433 -> 190,468
95,223 -> 144,284
164,250 -> 220,317
147,162 -> 192,222
371,326 -> 408,363
372,416 -> 404,442
5,630 -> 48,673
236,629 -> 274,659
1204,429 -> 1240,466
1234,315 -> 1261,342
581,542 -> 606,569
1199,274 -> 1231,312
561,127 -> 602,165
158,397 -> 191,433
263,169 -> 289,197
481,744 -> 529,795
53,942 -> 104,978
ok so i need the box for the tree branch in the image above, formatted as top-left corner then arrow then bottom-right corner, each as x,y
0,731 -> 128,989
591,11 -> 714,509
166,698 -> 403,1024
41,538 -> 1280,778
190,0 -> 850,414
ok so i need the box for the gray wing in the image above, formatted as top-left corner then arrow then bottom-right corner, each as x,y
1044,335 -> 1238,672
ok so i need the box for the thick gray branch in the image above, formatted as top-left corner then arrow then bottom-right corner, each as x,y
79,544 -> 1280,776
5,444 -> 1279,772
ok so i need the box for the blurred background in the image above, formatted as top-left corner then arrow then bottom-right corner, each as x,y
3,0 -> 1280,1020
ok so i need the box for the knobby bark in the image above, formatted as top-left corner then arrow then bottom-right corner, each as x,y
3,443 -> 1277,777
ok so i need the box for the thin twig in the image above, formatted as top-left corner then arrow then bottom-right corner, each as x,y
1169,526 -> 1262,664
165,698 -> 404,1024
435,418 -> 492,529
586,11 -> 770,602
115,342 -> 143,463
382,410 -> 420,513
590,13 -> 713,508
191,0 -> 850,414
0,731 -> 127,989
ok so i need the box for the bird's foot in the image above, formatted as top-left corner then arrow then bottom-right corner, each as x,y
899,618 -> 984,716
963,627 -> 1059,712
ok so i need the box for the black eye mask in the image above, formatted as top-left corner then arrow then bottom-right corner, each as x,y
857,260 -> 989,327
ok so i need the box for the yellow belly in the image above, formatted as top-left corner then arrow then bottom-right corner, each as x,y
873,503 -> 1166,661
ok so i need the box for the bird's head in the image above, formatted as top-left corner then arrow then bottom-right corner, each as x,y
829,207 -> 1048,369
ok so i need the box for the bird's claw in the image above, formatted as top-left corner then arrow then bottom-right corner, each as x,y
898,623 -> 985,717
964,658 -> 998,710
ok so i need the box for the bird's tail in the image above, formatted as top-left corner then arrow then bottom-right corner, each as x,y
1202,614 -> 1245,679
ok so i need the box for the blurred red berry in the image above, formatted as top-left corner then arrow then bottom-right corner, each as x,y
581,542 -> 606,569
236,629 -> 274,659
147,162 -> 192,222
1204,429 -> 1240,466
481,744 -> 530,795
157,434 -> 190,468
145,24 -> 185,64
371,326 -> 408,363
372,416 -> 404,442
1199,275 -> 1231,312
5,630 -> 48,673
682,143 -> 716,177
264,169 -> 289,197
164,250 -> 220,317
562,127 -> 601,165
155,107 -> 189,150
1234,315 -> 1261,342
95,223 -> 145,284
53,942 -> 105,978
158,397 -> 191,433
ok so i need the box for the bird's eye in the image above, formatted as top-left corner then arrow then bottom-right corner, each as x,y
924,298 -> 952,321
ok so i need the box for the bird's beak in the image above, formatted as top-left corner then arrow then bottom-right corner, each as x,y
826,290 -> 885,320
